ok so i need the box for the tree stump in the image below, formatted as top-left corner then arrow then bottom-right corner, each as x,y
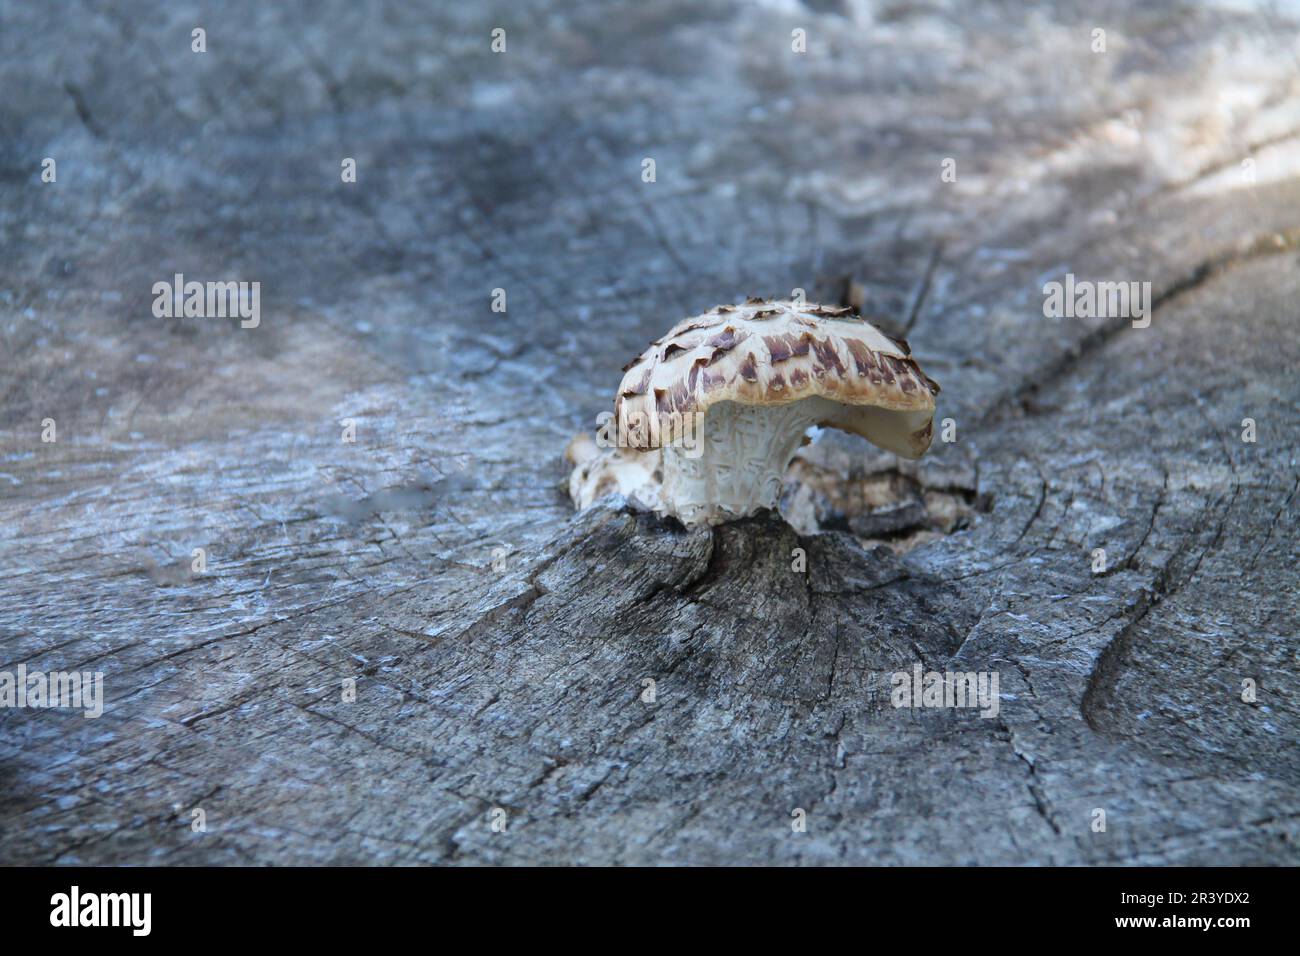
1,0 -> 1297,864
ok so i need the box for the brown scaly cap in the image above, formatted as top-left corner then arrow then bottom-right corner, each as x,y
613,299 -> 941,458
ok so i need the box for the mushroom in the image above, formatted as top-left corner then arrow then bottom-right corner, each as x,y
564,432 -> 661,512
570,298 -> 940,528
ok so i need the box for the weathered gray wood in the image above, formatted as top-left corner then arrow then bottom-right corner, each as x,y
1,0 -> 1298,864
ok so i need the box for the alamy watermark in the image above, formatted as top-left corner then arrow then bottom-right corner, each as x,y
50,886 -> 150,936
152,273 -> 260,328
889,664 -> 1000,718
1042,273 -> 1151,328
1,665 -> 104,718
595,408 -> 705,458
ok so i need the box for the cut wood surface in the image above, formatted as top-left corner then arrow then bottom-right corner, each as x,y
1,0 -> 1298,864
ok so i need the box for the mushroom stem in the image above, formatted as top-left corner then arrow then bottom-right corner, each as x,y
658,398 -> 838,528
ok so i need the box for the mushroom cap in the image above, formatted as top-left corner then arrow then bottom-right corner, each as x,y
614,298 -> 941,458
